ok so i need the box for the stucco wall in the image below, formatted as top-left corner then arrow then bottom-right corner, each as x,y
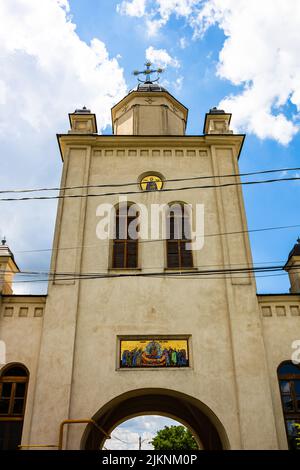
0,295 -> 46,446
258,294 -> 300,449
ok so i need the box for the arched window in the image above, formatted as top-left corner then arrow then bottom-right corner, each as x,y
277,361 -> 300,450
112,204 -> 138,269
166,203 -> 193,269
0,363 -> 29,450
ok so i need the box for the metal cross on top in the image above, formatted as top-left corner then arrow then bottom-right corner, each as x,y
133,61 -> 163,83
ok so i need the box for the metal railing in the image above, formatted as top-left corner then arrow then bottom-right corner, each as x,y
19,418 -> 110,450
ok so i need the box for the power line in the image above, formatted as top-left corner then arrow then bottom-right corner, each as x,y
4,221 -> 298,282
1,166 -> 300,195
5,222 -> 300,275
10,264 -> 299,284
0,256 -> 290,276
7,262 -> 295,277
13,222 -> 300,254
12,271 -> 290,284
109,434 -> 133,445
1,175 -> 300,202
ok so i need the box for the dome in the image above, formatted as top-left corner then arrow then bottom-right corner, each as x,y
111,77 -> 188,136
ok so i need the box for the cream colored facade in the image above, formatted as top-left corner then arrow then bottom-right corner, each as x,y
0,83 -> 300,450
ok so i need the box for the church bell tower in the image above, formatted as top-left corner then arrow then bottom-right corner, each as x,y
27,63 -> 281,451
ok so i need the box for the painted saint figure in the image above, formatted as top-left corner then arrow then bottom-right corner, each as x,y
146,177 -> 158,191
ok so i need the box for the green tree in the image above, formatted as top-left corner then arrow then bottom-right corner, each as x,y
151,425 -> 198,450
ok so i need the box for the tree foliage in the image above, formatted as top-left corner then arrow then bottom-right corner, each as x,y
151,425 -> 198,450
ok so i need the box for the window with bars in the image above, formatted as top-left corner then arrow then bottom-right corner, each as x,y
0,364 -> 29,450
277,361 -> 300,450
112,206 -> 138,269
166,204 -> 193,269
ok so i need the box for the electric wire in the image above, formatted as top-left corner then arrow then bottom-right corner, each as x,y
1,166 -> 300,195
2,170 -> 299,285
8,264 -> 292,277
9,264 -> 300,284
13,222 -> 300,254
12,272 -> 291,284
0,175 -> 300,202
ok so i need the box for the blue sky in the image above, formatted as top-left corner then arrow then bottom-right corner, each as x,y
1,0 -> 300,449
0,0 -> 299,294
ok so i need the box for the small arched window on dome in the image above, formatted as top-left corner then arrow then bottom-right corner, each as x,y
277,361 -> 300,449
166,202 -> 193,269
112,203 -> 139,269
0,363 -> 29,450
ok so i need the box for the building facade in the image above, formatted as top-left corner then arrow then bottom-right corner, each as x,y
0,80 -> 300,450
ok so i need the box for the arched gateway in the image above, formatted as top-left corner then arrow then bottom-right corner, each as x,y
81,388 -> 228,450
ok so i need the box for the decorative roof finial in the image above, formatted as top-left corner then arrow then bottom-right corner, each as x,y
133,61 -> 163,84
297,237 -> 300,244
1,236 -> 6,246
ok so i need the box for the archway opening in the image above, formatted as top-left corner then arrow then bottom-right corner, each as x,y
81,388 -> 228,450
103,415 -> 201,450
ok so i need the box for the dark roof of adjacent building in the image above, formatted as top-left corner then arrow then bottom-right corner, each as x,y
285,239 -> 300,267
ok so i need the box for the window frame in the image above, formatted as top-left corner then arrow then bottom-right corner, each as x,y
0,363 -> 29,450
166,206 -> 193,270
277,361 -> 300,450
0,377 -> 28,417
112,206 -> 139,269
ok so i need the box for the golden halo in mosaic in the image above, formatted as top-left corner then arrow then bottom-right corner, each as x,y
140,174 -> 163,191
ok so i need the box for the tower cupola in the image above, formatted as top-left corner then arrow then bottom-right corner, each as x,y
111,62 -> 188,136
0,238 -> 19,295
284,238 -> 300,293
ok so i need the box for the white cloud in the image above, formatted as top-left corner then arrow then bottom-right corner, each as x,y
118,0 -> 200,36
145,18 -> 165,37
146,46 -> 180,68
153,0 -> 199,19
0,0 -> 127,292
117,0 -> 146,17
118,0 -> 300,144
196,0 -> 300,144
174,76 -> 183,92
179,37 -> 188,49
0,0 -> 126,134
105,428 -> 154,450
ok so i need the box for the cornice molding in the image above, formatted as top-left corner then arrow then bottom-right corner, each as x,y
257,293 -> 300,302
57,133 -> 245,161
